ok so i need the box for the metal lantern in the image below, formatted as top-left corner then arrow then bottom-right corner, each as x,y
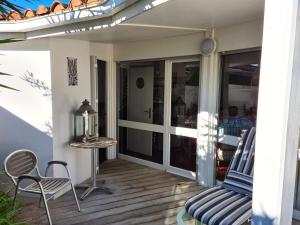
74,99 -> 98,142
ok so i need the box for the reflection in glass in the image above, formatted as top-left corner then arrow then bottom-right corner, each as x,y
170,135 -> 196,172
119,127 -> 163,164
294,139 -> 300,211
294,161 -> 300,210
218,51 -> 261,137
119,61 -> 165,125
171,61 -> 200,129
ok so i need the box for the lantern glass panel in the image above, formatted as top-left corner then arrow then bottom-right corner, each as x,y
88,114 -> 98,136
74,114 -> 85,141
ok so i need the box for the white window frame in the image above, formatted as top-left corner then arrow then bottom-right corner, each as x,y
164,58 -> 201,180
116,57 -> 201,180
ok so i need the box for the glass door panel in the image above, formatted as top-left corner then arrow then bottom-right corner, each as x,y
170,135 -> 196,172
119,127 -> 163,164
171,61 -> 199,129
119,61 -> 165,125
118,61 -> 165,164
168,60 -> 200,174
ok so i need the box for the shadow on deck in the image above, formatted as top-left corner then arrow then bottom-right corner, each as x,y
17,159 -> 202,225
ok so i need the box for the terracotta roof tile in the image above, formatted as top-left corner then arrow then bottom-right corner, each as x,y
9,10 -> 23,20
24,9 -> 36,18
86,0 -> 108,6
36,5 -> 51,16
69,0 -> 86,8
1,0 -> 109,21
51,1 -> 68,13
0,14 -> 6,21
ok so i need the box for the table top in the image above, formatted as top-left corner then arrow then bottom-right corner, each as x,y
70,137 -> 117,149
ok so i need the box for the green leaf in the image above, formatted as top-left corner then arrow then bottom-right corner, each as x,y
0,0 -> 34,17
0,39 -> 22,44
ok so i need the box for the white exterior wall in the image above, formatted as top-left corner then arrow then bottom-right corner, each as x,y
0,39 -> 53,175
0,38 -> 113,185
252,0 -> 300,223
50,38 -> 92,184
216,20 -> 263,52
114,33 -> 205,61
114,20 -> 263,61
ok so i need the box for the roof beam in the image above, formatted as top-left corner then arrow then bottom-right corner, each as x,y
0,32 -> 25,40
119,23 -> 207,31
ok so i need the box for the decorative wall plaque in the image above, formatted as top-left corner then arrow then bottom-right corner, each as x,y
67,57 -> 78,86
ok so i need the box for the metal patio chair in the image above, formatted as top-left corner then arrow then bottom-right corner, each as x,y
4,149 -> 81,225
177,127 -> 256,225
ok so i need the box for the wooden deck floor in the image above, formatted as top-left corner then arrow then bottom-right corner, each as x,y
17,159 -> 203,225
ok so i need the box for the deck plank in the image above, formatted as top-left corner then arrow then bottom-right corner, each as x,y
17,159 -> 300,225
17,159 -> 202,225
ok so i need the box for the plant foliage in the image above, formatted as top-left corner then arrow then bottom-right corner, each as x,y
0,192 -> 27,225
0,0 -> 32,17
0,170 -> 27,225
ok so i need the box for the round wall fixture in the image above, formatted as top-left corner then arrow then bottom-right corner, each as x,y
200,38 -> 217,56
136,77 -> 144,89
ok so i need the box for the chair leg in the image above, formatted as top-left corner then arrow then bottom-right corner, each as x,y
39,195 -> 43,208
41,189 -> 52,225
12,184 -> 19,210
70,182 -> 81,212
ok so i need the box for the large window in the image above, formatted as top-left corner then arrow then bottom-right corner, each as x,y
218,51 -> 261,137
216,50 -> 261,181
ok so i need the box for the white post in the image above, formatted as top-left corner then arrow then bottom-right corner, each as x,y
252,0 -> 300,224
106,53 -> 117,159
197,40 -> 219,187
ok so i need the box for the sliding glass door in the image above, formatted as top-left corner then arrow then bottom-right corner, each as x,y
117,58 -> 200,179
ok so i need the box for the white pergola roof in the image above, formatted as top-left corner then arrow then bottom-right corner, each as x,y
0,0 -> 264,42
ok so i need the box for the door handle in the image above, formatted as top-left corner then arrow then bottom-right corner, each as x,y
144,108 -> 152,119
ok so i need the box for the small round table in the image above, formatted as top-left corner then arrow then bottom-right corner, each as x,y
70,137 -> 117,200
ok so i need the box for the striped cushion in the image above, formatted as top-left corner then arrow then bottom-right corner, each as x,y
229,128 -> 256,176
222,170 -> 253,197
185,186 -> 252,225
184,127 -> 256,225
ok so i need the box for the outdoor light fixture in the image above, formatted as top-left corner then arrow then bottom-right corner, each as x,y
74,99 -> 98,142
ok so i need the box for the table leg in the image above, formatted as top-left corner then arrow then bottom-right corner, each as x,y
79,147 -> 113,200
92,147 -> 97,187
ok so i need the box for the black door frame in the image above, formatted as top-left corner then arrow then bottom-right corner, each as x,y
97,59 -> 107,164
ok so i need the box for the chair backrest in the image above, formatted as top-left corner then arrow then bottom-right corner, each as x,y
4,149 -> 38,183
222,127 -> 256,197
228,127 -> 256,176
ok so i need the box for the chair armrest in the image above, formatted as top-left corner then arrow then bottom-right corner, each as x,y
18,175 -> 41,183
47,160 -> 67,167
45,160 -> 70,178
